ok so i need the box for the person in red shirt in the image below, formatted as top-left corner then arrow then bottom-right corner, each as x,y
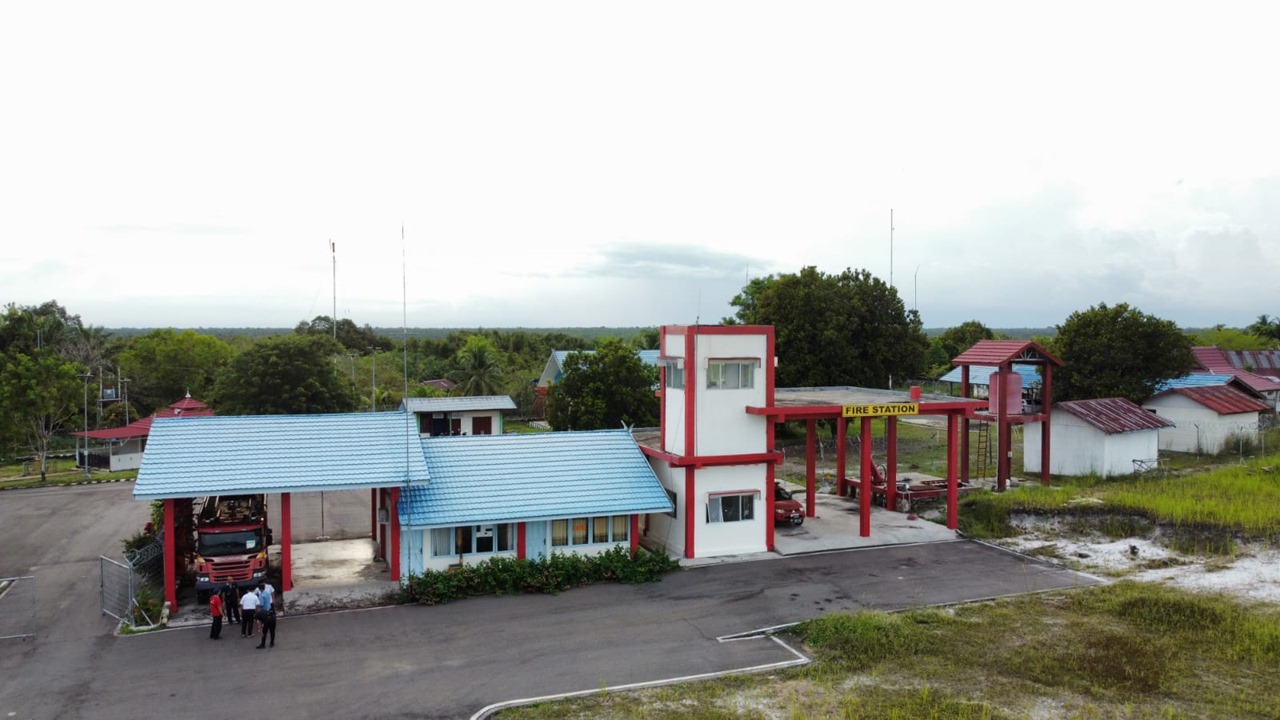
209,592 -> 224,640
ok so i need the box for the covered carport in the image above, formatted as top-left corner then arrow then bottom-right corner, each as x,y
134,412 -> 428,610
748,387 -> 986,537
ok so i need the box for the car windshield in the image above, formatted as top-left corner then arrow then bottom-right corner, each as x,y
198,530 -> 262,557
775,485 -> 793,501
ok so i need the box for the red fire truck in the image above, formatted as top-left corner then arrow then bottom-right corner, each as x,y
192,495 -> 273,602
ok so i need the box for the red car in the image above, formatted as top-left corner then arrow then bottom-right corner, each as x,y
773,482 -> 804,525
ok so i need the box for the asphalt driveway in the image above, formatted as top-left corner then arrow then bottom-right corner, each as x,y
0,482 -> 1101,720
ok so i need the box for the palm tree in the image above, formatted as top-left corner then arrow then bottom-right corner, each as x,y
454,336 -> 505,396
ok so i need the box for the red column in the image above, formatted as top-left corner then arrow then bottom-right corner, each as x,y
947,413 -> 959,529
805,419 -> 817,518
836,417 -> 847,497
630,515 -> 640,554
517,522 -> 527,560
389,487 -> 401,581
163,498 -> 177,610
859,417 -> 872,537
961,366 -> 971,483
887,417 -> 898,512
378,489 -> 387,560
683,467 -> 697,559
370,488 -> 377,540
281,493 -> 293,592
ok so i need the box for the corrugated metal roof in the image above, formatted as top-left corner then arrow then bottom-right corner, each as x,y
401,429 -> 673,527
1154,373 -> 1232,392
951,339 -> 1063,367
937,364 -> 1042,386
1149,385 -> 1271,415
1190,347 -> 1280,394
134,412 -> 428,499
75,394 -> 215,440
1057,398 -> 1174,434
1224,349 -> 1280,373
401,396 -> 516,413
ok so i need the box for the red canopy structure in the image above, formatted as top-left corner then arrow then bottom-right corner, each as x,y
73,394 -> 214,471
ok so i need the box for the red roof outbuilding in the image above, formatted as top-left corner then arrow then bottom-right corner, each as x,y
1056,398 -> 1174,435
1147,385 -> 1271,416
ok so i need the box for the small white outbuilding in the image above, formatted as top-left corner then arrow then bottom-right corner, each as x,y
1142,385 -> 1270,454
1024,398 -> 1173,478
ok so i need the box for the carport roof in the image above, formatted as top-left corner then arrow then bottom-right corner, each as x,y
134,412 -> 429,499
400,429 -> 673,527
401,395 -> 516,413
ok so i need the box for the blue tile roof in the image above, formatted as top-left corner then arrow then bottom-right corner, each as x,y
401,396 -> 516,413
400,429 -> 673,527
1154,373 -> 1233,393
134,412 -> 429,500
937,364 -> 1042,386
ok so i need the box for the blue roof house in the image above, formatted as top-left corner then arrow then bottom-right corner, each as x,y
400,429 -> 672,574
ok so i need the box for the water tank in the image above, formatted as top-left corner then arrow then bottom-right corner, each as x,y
988,370 -> 1023,415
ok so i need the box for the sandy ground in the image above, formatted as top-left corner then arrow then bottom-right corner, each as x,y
991,514 -> 1280,604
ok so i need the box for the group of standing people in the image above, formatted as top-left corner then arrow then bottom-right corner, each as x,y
207,579 -> 277,649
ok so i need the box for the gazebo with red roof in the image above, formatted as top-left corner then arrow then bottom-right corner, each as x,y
951,340 -> 1063,489
73,393 -> 214,472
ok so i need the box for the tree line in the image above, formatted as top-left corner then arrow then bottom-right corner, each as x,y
4,271 -> 1277,476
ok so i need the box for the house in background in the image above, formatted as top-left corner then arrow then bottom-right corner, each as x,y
1143,385 -> 1271,454
401,395 -> 516,437
420,378 -> 457,394
937,364 -> 1042,407
73,394 -> 213,471
1023,398 -> 1173,477
533,348 -> 662,417
401,430 -> 672,573
1191,347 -> 1280,410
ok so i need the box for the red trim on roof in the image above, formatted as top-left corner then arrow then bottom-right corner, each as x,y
952,339 -> 1063,368
1151,385 -> 1271,415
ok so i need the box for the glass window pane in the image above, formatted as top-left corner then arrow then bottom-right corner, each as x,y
497,523 -> 513,552
612,515 -> 629,542
455,526 -> 473,554
722,496 -> 740,522
572,518 -> 589,545
551,519 -> 569,546
707,498 -> 722,522
742,493 -> 755,520
593,517 -> 609,543
431,528 -> 452,557
741,363 -> 754,388
475,525 -> 494,553
706,363 -> 720,389
724,363 -> 740,389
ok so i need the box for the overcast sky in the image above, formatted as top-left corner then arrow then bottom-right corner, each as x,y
3,2 -> 1277,331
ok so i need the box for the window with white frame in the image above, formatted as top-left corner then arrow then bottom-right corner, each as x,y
431,523 -> 515,557
664,360 -> 684,389
707,492 -> 757,523
706,360 -> 756,389
550,515 -> 631,547
665,488 -> 678,518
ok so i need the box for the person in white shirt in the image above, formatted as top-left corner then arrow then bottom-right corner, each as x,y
239,586 -> 259,638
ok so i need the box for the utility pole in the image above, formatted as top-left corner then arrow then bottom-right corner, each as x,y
368,347 -> 377,412
331,240 -> 337,340
889,208 -> 895,289
78,372 -> 93,478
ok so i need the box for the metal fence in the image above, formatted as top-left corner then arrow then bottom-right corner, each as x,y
100,536 -> 165,626
0,575 -> 36,641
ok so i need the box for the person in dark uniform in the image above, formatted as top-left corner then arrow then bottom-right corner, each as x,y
255,608 -> 276,649
220,581 -> 241,624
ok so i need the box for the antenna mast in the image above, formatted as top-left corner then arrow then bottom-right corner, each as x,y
889,209 -> 894,289
330,239 -> 337,339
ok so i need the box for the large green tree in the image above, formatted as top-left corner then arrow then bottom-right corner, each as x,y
294,315 -> 394,352
1247,314 -> 1280,343
546,339 -> 658,430
210,335 -> 358,414
1052,303 -> 1195,403
117,329 -> 234,415
727,266 -> 928,388
925,320 -> 1000,375
0,350 -> 83,479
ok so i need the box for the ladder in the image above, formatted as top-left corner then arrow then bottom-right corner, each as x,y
974,421 -> 991,483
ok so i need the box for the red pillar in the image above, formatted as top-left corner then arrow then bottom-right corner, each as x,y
859,417 -> 872,537
836,417 -> 847,497
378,489 -> 387,560
389,487 -> 401,581
281,492 -> 293,592
370,488 -> 378,540
630,515 -> 640,554
886,417 -> 898,512
163,498 -> 177,610
960,366 -> 971,483
683,467 -> 697,559
517,522 -> 527,560
947,413 -> 960,529
805,419 -> 817,518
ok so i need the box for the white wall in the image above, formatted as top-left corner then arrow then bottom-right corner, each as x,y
1144,396 -> 1258,454
1024,410 -> 1160,477
661,331 -> 686,456
689,465 -> 768,557
644,456 -> 686,557
693,333 -> 768,457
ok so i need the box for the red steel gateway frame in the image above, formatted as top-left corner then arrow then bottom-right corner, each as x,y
747,388 -> 987,538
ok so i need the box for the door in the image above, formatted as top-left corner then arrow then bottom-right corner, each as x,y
524,521 -> 548,561
472,416 -> 493,435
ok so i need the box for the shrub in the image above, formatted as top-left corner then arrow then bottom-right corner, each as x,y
399,547 -> 681,606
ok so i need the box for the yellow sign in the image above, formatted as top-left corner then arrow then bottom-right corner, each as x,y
842,403 -> 919,418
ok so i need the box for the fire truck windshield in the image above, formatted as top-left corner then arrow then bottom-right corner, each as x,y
198,530 -> 263,556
